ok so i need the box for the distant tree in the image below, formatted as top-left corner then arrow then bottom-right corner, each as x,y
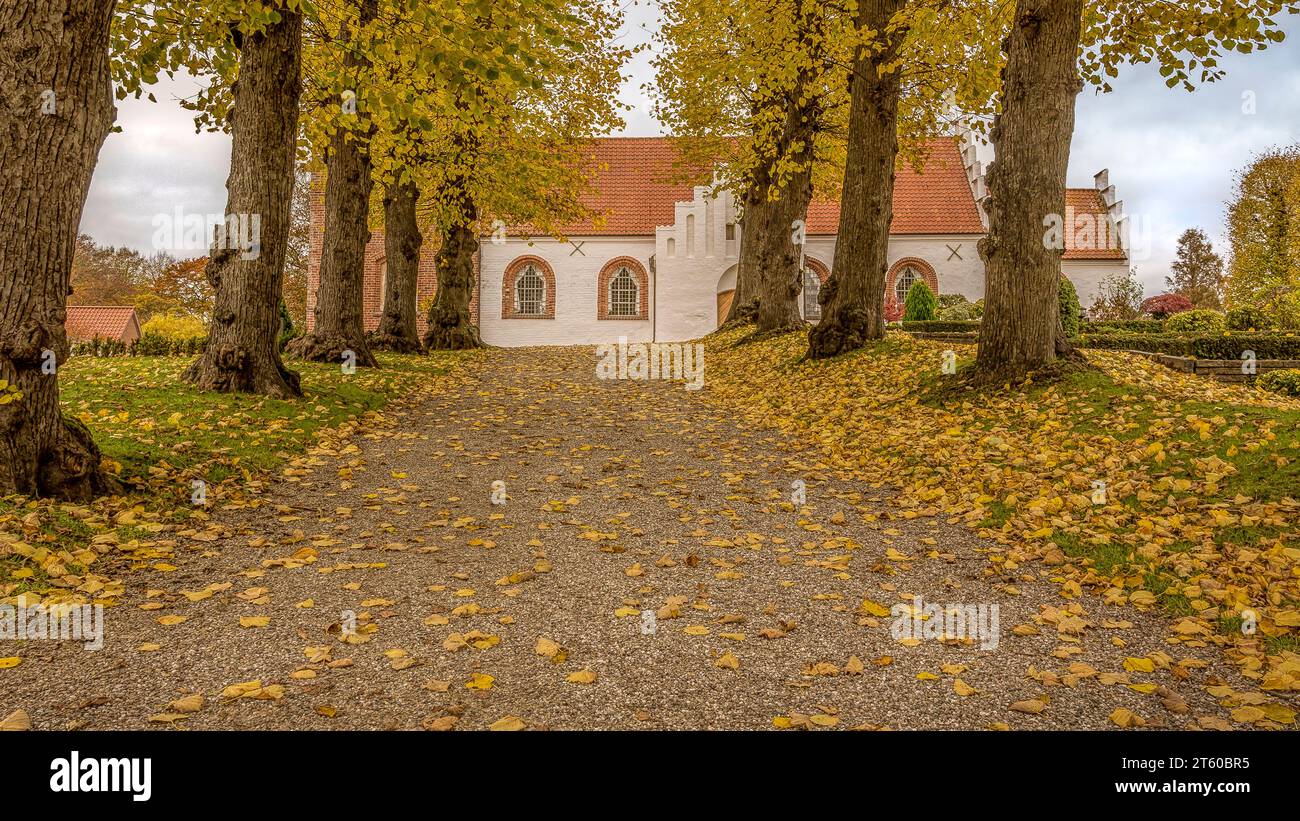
1225,144 -> 1300,328
1167,227 -> 1224,309
135,256 -> 212,322
1141,293 -> 1193,319
69,235 -> 144,307
1088,270 -> 1144,320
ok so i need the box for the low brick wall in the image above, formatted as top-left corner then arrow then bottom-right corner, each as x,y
906,331 -> 979,344
1128,351 -> 1300,383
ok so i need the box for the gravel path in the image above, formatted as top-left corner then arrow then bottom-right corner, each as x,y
2,346 -> 1257,730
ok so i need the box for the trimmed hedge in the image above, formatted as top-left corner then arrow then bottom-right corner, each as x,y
1081,319 -> 1167,335
900,320 -> 981,333
1077,333 -> 1194,355
69,334 -> 208,358
1191,334 -> 1300,360
1077,332 -> 1300,360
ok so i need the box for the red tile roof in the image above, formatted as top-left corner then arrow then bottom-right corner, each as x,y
1063,188 -> 1127,260
65,306 -> 141,342
554,137 -> 987,237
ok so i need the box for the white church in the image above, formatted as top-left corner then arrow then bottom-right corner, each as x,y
306,134 -> 1131,345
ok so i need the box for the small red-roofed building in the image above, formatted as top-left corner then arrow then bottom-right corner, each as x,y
65,306 -> 142,344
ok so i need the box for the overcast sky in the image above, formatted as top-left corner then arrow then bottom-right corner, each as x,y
82,3 -> 1299,297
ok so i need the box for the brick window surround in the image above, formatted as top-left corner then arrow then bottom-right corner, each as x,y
804,257 -> 830,285
885,257 -> 939,302
803,257 -> 830,319
501,255 -> 556,319
596,256 -> 650,320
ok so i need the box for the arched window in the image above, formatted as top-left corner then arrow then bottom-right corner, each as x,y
803,268 -> 822,320
802,258 -> 830,321
885,258 -> 938,308
514,264 -> 545,316
608,266 -> 639,317
894,264 -> 922,303
597,257 -> 649,320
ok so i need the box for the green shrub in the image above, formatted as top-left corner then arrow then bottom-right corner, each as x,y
900,320 -> 982,333
935,294 -> 981,321
902,281 -> 937,322
1257,369 -> 1300,397
1225,305 -> 1273,332
277,300 -> 297,352
142,312 -> 207,339
1058,278 -> 1081,339
1166,309 -> 1226,334
1081,319 -> 1167,335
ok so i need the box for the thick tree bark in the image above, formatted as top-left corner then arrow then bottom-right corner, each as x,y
184,8 -> 303,397
743,99 -> 817,336
725,14 -> 822,335
289,0 -> 379,368
368,176 -> 423,353
721,180 -> 765,326
423,195 -> 484,351
808,0 -> 905,359
0,0 -> 116,500
976,0 -> 1085,375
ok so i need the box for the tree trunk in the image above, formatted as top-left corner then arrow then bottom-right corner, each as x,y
368,175 -> 423,353
808,0 -> 905,359
0,0 -> 117,500
721,180 -> 765,326
975,0 -> 1084,376
749,92 -> 818,336
288,0 -> 379,368
184,8 -> 303,397
424,195 -> 484,350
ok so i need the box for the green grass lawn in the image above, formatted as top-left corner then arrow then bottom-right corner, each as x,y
0,351 -> 467,599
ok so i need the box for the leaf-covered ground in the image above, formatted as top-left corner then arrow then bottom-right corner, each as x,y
0,336 -> 1295,730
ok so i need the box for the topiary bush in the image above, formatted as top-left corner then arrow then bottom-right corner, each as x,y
902,281 -> 937,322
1058,277 -> 1081,338
1257,369 -> 1300,397
1226,305 -> 1273,332
1166,309 -> 1226,334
